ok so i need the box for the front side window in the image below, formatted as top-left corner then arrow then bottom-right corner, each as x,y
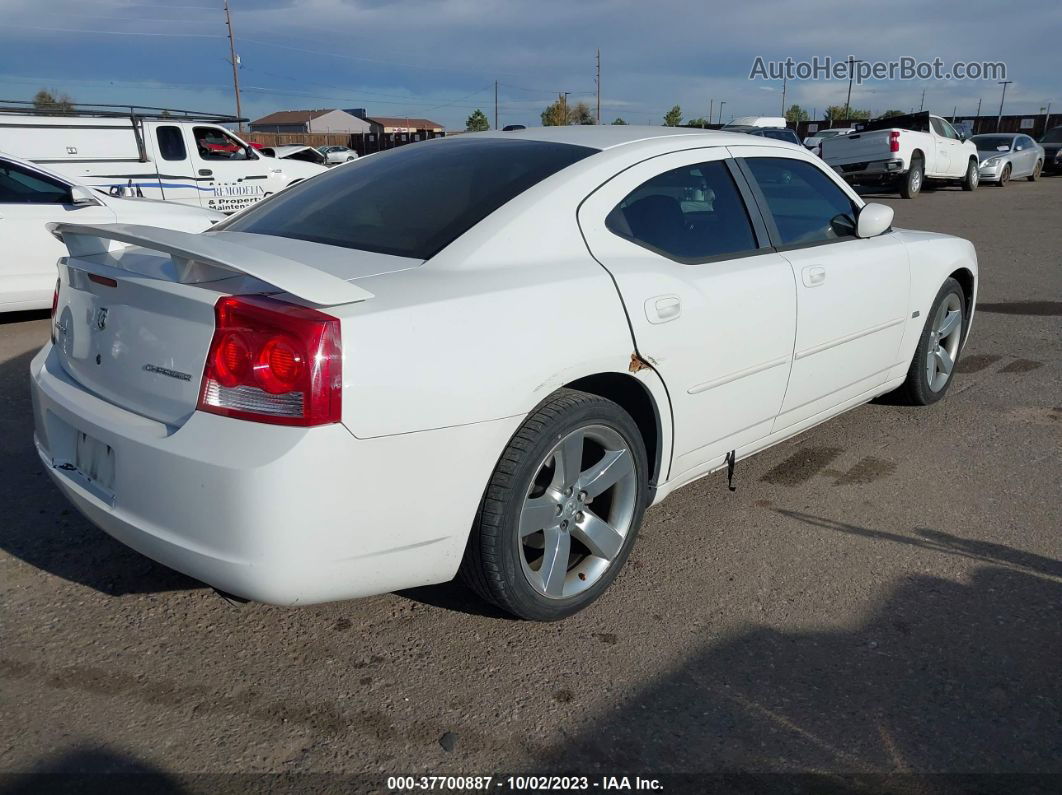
156,126 -> 187,161
605,160 -> 758,261
940,120 -> 960,140
0,161 -> 70,204
743,157 -> 858,247
930,117 -> 947,137
194,126 -> 250,161
218,138 -> 596,259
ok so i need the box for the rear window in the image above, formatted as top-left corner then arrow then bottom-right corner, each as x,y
219,137 -> 597,259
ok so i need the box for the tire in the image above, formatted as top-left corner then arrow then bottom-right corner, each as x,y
900,158 -> 923,198
1028,160 -> 1042,182
460,388 -> 649,621
998,163 -> 1011,187
961,158 -> 979,191
892,278 -> 966,406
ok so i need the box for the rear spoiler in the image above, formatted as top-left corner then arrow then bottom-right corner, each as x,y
49,222 -> 373,307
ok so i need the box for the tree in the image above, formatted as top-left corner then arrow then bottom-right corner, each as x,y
663,105 -> 683,127
33,89 -> 74,113
785,104 -> 809,123
465,108 -> 490,132
879,109 -> 905,118
686,117 -> 710,128
541,98 -> 595,126
824,104 -> 870,122
611,117 -> 628,125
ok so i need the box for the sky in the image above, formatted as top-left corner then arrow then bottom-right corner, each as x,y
1,0 -> 1059,131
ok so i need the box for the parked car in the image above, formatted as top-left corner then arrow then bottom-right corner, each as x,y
1039,126 -> 1062,174
32,127 -> 977,620
970,134 -> 1044,185
258,145 -> 327,166
318,145 -> 359,164
803,128 -> 854,157
723,116 -> 787,129
725,126 -> 802,146
0,104 -> 327,213
822,111 -> 979,198
502,124 -> 527,131
0,152 -> 222,312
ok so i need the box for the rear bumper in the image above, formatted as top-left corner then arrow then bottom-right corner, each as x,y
30,344 -> 520,605
832,158 -> 907,182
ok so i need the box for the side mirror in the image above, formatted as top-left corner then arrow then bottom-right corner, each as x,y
857,203 -> 894,238
70,185 -> 101,207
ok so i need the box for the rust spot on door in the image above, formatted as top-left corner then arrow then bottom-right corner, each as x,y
629,353 -> 651,373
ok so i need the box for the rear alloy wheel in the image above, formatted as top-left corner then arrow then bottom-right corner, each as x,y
1028,161 -> 1042,182
998,163 -> 1011,187
900,158 -> 923,198
893,278 -> 966,406
962,159 -> 979,191
460,389 -> 648,621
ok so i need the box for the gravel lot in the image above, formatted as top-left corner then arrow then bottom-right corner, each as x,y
1,176 -> 1059,786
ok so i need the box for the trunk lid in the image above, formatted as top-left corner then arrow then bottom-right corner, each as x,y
50,223 -> 399,426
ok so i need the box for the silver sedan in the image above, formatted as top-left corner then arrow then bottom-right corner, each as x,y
971,133 -> 1045,185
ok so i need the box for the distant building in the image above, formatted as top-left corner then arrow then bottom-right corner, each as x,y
249,108 -> 372,134
364,116 -> 445,135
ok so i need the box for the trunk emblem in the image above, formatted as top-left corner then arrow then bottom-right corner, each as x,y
95,308 -> 108,331
143,364 -> 192,382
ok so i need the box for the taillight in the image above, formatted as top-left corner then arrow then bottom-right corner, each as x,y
889,130 -> 901,153
50,278 -> 60,344
197,295 -> 342,427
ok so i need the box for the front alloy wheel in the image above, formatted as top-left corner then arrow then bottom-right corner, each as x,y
461,389 -> 648,620
893,277 -> 966,405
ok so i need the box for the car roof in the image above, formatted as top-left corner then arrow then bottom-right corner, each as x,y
470,125 -> 786,151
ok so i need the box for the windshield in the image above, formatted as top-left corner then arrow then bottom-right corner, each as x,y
1042,128 -> 1062,143
217,137 -> 597,259
971,135 -> 1013,152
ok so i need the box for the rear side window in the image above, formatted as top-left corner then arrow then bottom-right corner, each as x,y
156,126 -> 187,161
605,160 -> 758,261
219,138 -> 596,259
0,161 -> 70,204
743,157 -> 858,247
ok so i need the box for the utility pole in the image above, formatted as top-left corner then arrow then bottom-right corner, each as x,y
1045,102 -> 1052,133
223,0 -> 243,130
708,99 -> 714,128
919,87 -> 926,112
951,105 -> 957,122
780,74 -> 787,118
561,92 -> 570,125
843,56 -> 862,121
595,49 -> 601,124
997,80 -> 1013,131
494,80 -> 498,129
718,100 -> 726,125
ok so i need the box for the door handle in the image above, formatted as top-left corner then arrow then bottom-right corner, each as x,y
645,295 -> 681,324
198,169 -> 213,176
802,265 -> 826,287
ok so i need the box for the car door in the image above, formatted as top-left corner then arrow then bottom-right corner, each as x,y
730,148 -> 910,431
1013,136 -> 1034,176
578,148 -> 796,480
0,160 -> 114,310
189,125 -> 269,213
148,124 -> 205,208
928,117 -> 954,176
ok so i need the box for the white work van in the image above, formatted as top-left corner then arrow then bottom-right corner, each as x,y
0,103 -> 327,213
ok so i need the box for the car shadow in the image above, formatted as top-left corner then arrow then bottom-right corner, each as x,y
0,348 -> 201,597
396,580 -> 516,620
0,309 -> 50,327
2,746 -> 185,793
527,517 -> 1061,780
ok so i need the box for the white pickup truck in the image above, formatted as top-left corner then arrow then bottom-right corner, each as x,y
0,103 -> 326,213
822,112 -> 980,198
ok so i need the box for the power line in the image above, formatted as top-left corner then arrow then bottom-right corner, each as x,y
8,23 -> 224,38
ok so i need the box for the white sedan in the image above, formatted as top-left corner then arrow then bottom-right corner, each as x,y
31,127 -> 977,620
319,145 -> 360,164
1,153 -> 223,312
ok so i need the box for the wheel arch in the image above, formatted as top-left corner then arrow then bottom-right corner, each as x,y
564,371 -> 667,492
949,266 -> 976,316
910,148 -> 925,164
